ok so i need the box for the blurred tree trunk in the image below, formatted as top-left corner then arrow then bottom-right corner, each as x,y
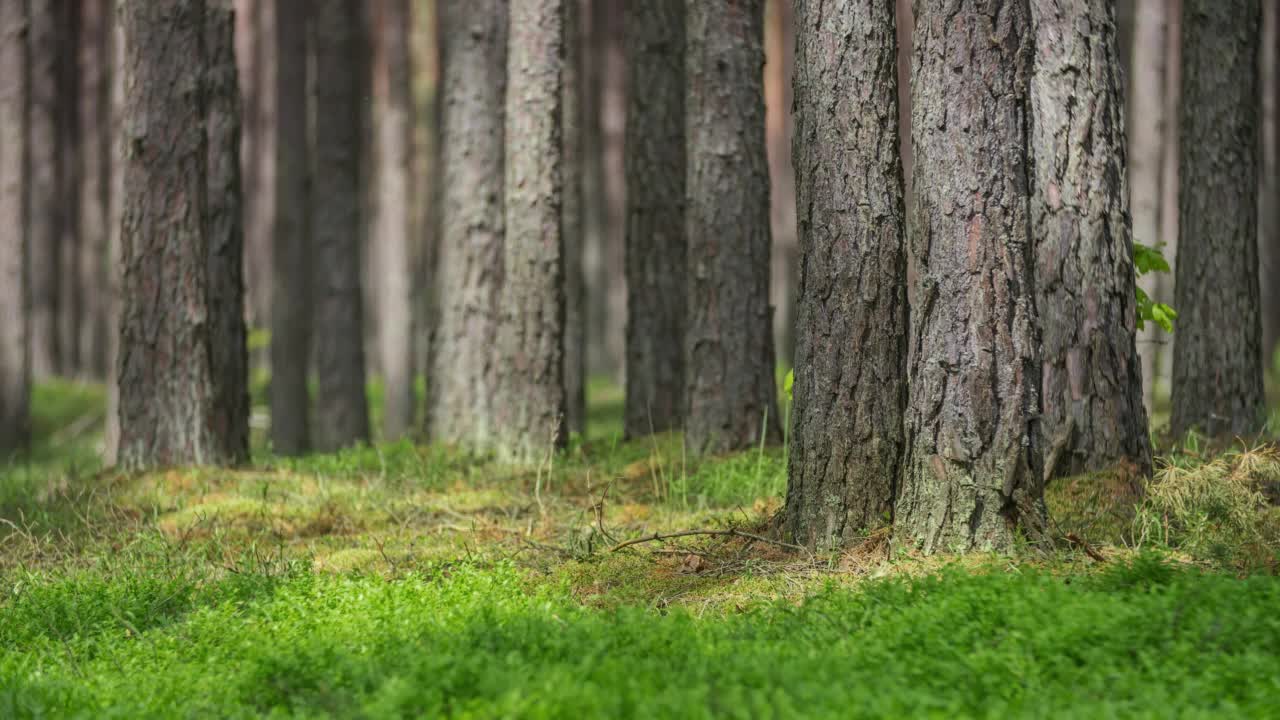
1029,0 -> 1152,478
370,0 -> 416,440
684,0 -> 780,455
1156,0 -> 1182,407
77,0 -> 112,379
412,1 -> 440,413
312,0 -> 372,451
623,0 -> 685,438
426,1 -> 507,447
784,0 -> 906,549
1261,0 -> 1279,371
1171,0 -> 1265,438
235,0 -> 274,347
28,0 -> 61,379
495,0 -> 566,461
105,11 -> 124,465
0,0 -> 31,455
562,0 -> 586,435
898,0 -> 1045,554
765,0 -> 797,369
56,1 -> 81,376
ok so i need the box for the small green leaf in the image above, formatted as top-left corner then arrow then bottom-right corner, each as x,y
783,369 -> 794,400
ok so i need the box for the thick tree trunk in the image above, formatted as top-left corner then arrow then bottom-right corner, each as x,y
0,0 -> 30,455
1029,0 -> 1152,478
623,0 -> 685,438
370,0 -> 416,440
898,0 -> 1046,554
1261,0 -> 1279,371
784,0 -> 907,550
312,0 -> 372,451
1171,0 -> 1265,438
77,0 -> 112,379
28,0 -> 60,379
684,0 -> 780,455
269,0 -> 312,455
426,1 -> 507,447
118,0 -> 247,468
562,0 -> 586,436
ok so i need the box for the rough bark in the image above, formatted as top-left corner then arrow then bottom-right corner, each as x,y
1171,0 -> 1265,438
1261,0 -> 1279,371
898,0 -> 1046,554
77,0 -> 112,378
684,0 -> 781,455
118,0 -> 245,468
371,0 -> 417,440
783,0 -> 907,549
1029,0 -> 1152,478
562,0 -> 586,436
426,0 -> 507,447
28,0 -> 60,379
0,0 -> 30,455
623,0 -> 685,438
312,0 -> 372,451
269,0 -> 312,455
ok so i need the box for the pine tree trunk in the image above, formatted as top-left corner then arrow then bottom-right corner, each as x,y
370,0 -> 416,440
0,0 -> 30,455
898,0 -> 1046,554
495,0 -> 566,462
235,0 -> 274,346
684,0 -> 781,455
765,0 -> 798,369
77,0 -> 112,379
783,0 -> 907,550
623,0 -> 685,438
118,0 -> 247,468
105,12 -> 124,466
56,1 -> 81,376
427,1 -> 507,447
28,0 -> 60,379
1029,0 -> 1152,479
312,0 -> 372,451
562,0 -> 586,436
1261,0 -> 1279,371
1171,0 -> 1265,438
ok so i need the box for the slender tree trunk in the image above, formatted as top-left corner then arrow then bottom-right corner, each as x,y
1029,0 -> 1152,478
235,0 -> 274,344
77,0 -> 112,379
898,0 -> 1045,554
105,10 -> 124,466
623,0 -> 685,438
1155,0 -> 1182,405
312,0 -> 372,451
765,0 -> 798,369
1261,0 -> 1280,371
0,0 -> 31,455
426,1 -> 507,447
1171,0 -> 1265,438
56,1 -> 81,376
413,1 -> 440,420
784,0 -> 907,550
684,0 -> 780,455
562,0 -> 586,436
28,0 -> 60,379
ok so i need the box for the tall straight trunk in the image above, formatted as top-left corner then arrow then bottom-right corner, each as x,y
312,0 -> 372,451
28,0 -> 60,379
1171,0 -> 1265,438
784,0 -> 907,550
413,2 -> 440,407
0,0 -> 30,455
118,0 -> 247,468
1029,0 -> 1152,478
77,0 -> 112,379
562,0 -> 586,436
765,0 -> 798,368
426,1 -> 507,447
1155,0 -> 1182,404
105,11 -> 124,465
898,0 -> 1045,554
1261,0 -> 1280,371
235,0 -> 274,342
684,0 -> 780,455
56,0 -> 81,376
370,0 -> 416,440
623,0 -> 685,438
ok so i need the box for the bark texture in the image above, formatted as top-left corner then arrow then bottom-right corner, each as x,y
427,1 -> 507,447
270,0 -> 312,455
684,0 -> 780,455
1171,0 -> 1265,438
0,0 -> 30,454
623,0 -> 685,438
28,0 -> 60,379
562,0 -> 586,435
312,0 -> 372,451
496,0 -> 566,462
899,0 -> 1046,553
1029,0 -> 1152,478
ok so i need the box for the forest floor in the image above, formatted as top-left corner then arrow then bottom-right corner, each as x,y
1,378 -> 1279,717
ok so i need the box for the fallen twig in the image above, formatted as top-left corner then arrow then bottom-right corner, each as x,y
1064,533 -> 1107,563
610,528 -> 808,555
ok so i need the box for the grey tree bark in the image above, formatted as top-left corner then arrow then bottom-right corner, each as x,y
1261,0 -> 1279,371
312,0 -> 372,451
1029,0 -> 1152,478
765,0 -> 798,368
235,0 -> 274,345
77,0 -> 112,378
898,0 -> 1046,554
56,1 -> 80,377
28,0 -> 60,379
1171,0 -> 1265,438
0,0 -> 30,455
105,12 -> 124,466
684,0 -> 780,455
623,0 -> 685,439
427,1 -> 507,447
783,0 -> 907,550
562,0 -> 586,436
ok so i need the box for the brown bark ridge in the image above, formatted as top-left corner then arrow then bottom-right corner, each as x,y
312,0 -> 372,451
783,0 -> 907,550
426,1 -> 507,448
495,0 -> 566,462
1028,0 -> 1152,478
683,0 -> 780,456
77,0 -> 112,378
1171,0 -> 1265,438
623,0 -> 685,439
0,0 -> 31,455
270,0 -> 312,455
28,0 -> 60,379
118,0 -> 244,468
562,0 -> 586,436
898,0 -> 1046,554
371,0 -> 417,441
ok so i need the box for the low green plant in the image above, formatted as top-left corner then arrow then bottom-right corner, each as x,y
1133,242 -> 1177,332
